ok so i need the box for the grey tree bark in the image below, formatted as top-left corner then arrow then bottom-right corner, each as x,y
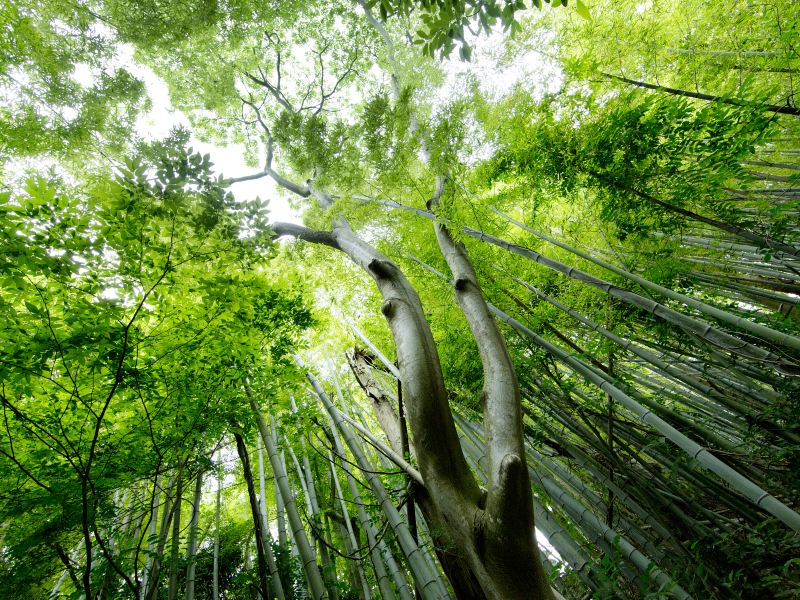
184,471 -> 204,600
234,430 -> 272,600
166,458 -> 185,600
247,390 -> 329,600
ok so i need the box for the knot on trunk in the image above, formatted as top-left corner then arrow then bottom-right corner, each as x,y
380,300 -> 396,318
368,258 -> 393,278
487,452 -> 528,527
454,277 -> 470,291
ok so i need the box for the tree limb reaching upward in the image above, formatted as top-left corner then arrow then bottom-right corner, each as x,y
259,10 -> 554,597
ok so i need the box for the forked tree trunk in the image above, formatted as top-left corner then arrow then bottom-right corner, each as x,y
265,206 -> 557,598
252,5 -> 556,589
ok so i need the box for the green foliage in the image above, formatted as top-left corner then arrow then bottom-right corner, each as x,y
361,88 -> 415,172
708,522 -> 800,599
272,110 -> 354,183
0,130 -> 315,598
368,0 -> 580,59
0,1 -> 148,164
578,93 -> 778,236
485,87 -> 782,239
3,1 -> 800,599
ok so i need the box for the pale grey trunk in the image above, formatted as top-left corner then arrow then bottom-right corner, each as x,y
167,458 -> 186,600
430,177 -> 554,599
258,439 -> 287,600
184,471 -> 203,600
274,476 -> 287,548
247,391 -> 329,599
213,462 -> 221,600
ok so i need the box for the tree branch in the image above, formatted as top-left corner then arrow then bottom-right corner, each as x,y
270,222 -> 339,248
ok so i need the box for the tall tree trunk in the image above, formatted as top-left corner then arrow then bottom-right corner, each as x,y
213,461 -> 221,600
184,471 -> 203,600
346,343 -> 487,598
167,458 -> 186,600
258,438 -> 287,600
427,181 -> 554,598
274,475 -> 287,548
234,431 -> 272,600
145,473 -> 177,600
248,392 -> 329,600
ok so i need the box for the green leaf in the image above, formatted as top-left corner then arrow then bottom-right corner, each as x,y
576,0 -> 591,20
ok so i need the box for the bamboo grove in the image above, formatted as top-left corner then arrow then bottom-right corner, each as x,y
1,0 -> 799,598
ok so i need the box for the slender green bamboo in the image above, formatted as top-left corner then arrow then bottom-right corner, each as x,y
184,471 -> 203,600
327,450 -> 373,600
247,388 -> 330,600
167,458 -> 186,600
144,473 -> 175,600
541,476 -> 693,600
213,461 -> 221,600
234,431 -> 272,600
411,253 -> 800,532
491,207 -> 800,354
258,439 -> 287,600
327,415 -> 403,600
304,363 -> 449,599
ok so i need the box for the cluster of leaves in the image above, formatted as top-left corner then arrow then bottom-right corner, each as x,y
104,0 -> 223,48
272,109 -> 362,189
361,88 -> 415,172
0,1 -> 149,163
367,0 -> 585,59
704,521 -> 800,599
0,132 -> 316,597
482,88 -> 781,240
578,94 -> 778,236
